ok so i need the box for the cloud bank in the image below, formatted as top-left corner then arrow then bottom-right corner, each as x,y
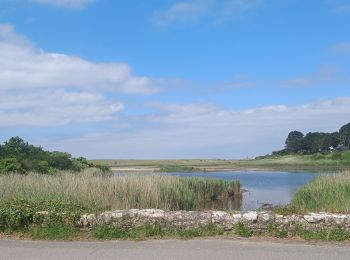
0,24 -> 156,127
47,97 -> 350,159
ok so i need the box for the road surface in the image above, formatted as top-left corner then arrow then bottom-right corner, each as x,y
1,239 -> 350,260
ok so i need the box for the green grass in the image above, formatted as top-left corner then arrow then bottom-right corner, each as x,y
0,170 -> 241,213
235,222 -> 253,237
30,224 -> 76,240
291,171 -> 350,213
91,224 -> 224,240
0,170 -> 242,233
160,165 -> 200,172
297,228 -> 350,242
93,151 -> 350,172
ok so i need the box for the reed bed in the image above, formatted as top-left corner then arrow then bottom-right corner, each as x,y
0,169 -> 241,212
291,171 -> 350,213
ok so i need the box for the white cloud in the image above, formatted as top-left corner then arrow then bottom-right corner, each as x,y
0,24 -> 159,127
30,0 -> 95,9
0,24 -> 158,94
152,0 -> 264,26
0,90 -> 123,127
45,98 -> 350,159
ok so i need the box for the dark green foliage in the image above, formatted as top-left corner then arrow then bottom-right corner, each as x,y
270,149 -> 289,157
279,123 -> 349,155
0,137 -> 109,174
0,158 -> 22,174
339,123 -> 350,147
285,131 -> 304,153
302,132 -> 339,154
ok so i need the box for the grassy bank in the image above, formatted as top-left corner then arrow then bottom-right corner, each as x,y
0,169 -> 241,240
291,170 -> 350,213
0,169 -> 241,235
0,169 -> 241,212
5,221 -> 350,242
94,152 -> 350,173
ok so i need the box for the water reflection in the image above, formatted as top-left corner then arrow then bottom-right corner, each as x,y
165,171 -> 320,211
199,196 -> 242,211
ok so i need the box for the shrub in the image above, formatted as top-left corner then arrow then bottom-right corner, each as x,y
0,199 -> 85,232
0,158 -> 22,174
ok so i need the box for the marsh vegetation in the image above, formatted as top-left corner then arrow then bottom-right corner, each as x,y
0,169 -> 241,213
291,170 -> 350,213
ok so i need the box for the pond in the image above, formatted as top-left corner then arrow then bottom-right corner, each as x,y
165,171 -> 320,211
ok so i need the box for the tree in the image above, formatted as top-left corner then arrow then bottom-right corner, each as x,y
0,137 -> 105,174
1,137 -> 28,157
339,123 -> 350,147
323,132 -> 340,149
302,132 -> 330,154
285,131 -> 304,153
1,136 -> 44,160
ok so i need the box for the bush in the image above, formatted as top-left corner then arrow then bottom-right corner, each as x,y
0,158 -> 22,174
0,199 -> 85,232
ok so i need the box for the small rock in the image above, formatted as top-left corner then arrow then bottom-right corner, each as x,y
304,213 -> 325,223
243,211 -> 258,222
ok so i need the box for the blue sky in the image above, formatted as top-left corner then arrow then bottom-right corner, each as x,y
0,0 -> 349,159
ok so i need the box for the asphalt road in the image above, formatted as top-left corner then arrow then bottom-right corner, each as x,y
1,239 -> 350,260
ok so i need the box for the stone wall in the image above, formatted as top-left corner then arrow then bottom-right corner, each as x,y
78,209 -> 350,233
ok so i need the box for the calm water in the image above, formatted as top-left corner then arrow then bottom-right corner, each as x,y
165,171 -> 320,211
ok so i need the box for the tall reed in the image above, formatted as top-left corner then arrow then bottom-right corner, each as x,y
0,169 -> 241,211
291,171 -> 350,213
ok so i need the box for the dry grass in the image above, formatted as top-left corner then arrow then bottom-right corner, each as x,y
0,169 -> 241,211
93,154 -> 350,172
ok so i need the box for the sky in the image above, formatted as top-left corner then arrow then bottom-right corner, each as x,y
0,0 -> 349,159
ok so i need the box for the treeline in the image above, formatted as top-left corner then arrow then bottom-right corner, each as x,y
275,122 -> 350,155
0,137 -> 109,174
